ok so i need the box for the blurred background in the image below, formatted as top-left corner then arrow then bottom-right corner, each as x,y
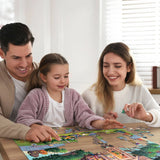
1,0 -> 160,94
1,1 -> 160,159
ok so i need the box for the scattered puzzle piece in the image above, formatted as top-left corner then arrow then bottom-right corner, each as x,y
122,109 -> 126,113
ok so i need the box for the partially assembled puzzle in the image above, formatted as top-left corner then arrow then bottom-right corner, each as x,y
14,126 -> 160,160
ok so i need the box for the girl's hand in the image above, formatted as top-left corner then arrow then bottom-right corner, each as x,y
123,103 -> 153,122
103,111 -> 118,120
91,119 -> 123,130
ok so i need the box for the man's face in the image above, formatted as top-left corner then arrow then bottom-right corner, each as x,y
1,42 -> 33,81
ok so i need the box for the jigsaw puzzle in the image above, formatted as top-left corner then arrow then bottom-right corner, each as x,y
14,126 -> 160,159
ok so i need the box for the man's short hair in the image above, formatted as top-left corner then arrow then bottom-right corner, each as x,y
0,22 -> 34,54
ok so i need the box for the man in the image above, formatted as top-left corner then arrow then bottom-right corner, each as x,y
0,22 -> 60,142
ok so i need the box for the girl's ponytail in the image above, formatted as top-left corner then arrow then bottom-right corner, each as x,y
26,68 -> 43,93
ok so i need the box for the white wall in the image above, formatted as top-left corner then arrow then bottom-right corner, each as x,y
14,0 -> 100,93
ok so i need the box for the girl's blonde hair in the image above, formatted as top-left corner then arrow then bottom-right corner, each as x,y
94,42 -> 141,112
27,53 -> 68,92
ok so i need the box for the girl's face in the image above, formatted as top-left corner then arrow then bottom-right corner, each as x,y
103,52 -> 131,91
41,64 -> 69,93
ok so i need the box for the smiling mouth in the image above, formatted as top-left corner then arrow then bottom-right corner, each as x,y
108,76 -> 118,80
18,68 -> 30,74
58,85 -> 65,88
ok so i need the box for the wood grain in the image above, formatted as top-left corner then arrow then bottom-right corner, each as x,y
0,123 -> 159,160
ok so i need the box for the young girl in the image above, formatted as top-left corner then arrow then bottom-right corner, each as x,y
82,42 -> 160,127
16,53 -> 123,141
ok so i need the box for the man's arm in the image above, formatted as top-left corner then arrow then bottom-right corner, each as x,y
0,115 -> 61,142
0,114 -> 30,140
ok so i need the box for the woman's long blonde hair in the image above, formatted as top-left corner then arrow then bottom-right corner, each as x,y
94,42 -> 141,113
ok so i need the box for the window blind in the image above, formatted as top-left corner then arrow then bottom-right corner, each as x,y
101,0 -> 160,88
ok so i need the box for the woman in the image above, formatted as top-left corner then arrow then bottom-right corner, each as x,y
82,42 -> 160,127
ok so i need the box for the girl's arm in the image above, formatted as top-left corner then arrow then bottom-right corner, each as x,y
16,91 -> 43,126
71,89 -> 123,129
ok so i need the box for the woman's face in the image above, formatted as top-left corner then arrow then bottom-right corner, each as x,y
103,52 -> 131,91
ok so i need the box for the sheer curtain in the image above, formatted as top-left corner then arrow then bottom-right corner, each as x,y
0,0 -> 15,61
0,0 -> 15,27
100,0 -> 160,88
13,0 -> 100,93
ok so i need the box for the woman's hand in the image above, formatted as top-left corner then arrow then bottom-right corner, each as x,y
91,119 -> 123,130
103,111 -> 118,120
101,119 -> 124,129
123,103 -> 153,122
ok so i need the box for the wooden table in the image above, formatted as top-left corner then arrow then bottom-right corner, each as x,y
0,123 -> 160,160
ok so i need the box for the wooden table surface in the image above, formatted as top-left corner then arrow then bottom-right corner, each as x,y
0,123 -> 160,160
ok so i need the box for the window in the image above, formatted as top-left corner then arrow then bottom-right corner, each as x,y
100,0 -> 160,88
0,0 -> 14,61
0,0 -> 15,27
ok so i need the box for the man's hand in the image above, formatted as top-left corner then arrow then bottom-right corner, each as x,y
25,124 -> 61,143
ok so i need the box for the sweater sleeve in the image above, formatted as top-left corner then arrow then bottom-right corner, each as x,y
81,88 -> 93,109
16,90 -> 44,126
145,109 -> 160,127
141,85 -> 160,127
82,87 -> 104,117
72,89 -> 104,129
